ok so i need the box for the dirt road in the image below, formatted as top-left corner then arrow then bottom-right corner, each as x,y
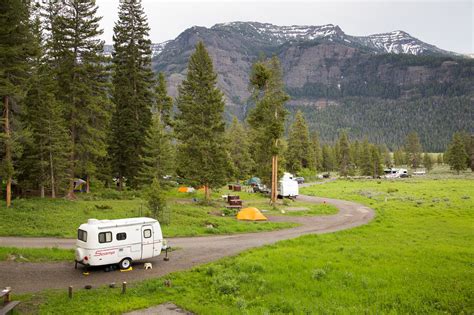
0,194 -> 374,293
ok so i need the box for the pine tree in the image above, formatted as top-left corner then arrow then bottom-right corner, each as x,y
370,145 -> 383,178
380,144 -> 392,168
321,145 -> 334,172
351,140 -> 361,170
286,110 -> 314,174
20,14 -> 70,198
138,113 -> 175,186
446,133 -> 468,174
311,132 -> 322,171
337,131 -> 352,177
360,139 -> 372,176
248,56 -> 289,203
0,0 -> 33,206
155,72 -> 174,127
109,0 -> 154,189
175,42 -> 229,201
405,131 -> 423,170
43,0 -> 111,196
436,153 -> 443,165
423,153 -> 433,172
226,117 -> 254,181
394,148 -> 406,166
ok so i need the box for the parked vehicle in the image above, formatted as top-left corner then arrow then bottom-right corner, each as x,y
294,177 -> 305,184
278,172 -> 299,199
384,168 -> 409,178
75,217 -> 168,269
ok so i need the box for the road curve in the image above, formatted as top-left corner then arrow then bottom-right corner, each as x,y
0,194 -> 374,293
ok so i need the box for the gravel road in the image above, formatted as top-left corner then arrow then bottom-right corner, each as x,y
0,193 -> 374,293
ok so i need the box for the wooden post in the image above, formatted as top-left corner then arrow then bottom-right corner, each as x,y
68,286 -> 73,299
122,282 -> 127,294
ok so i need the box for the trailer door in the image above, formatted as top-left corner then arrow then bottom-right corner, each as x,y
141,225 -> 154,259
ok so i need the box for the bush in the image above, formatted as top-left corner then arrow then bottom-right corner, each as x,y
145,179 -> 168,222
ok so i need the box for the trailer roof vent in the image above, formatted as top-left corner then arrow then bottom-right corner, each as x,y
87,218 -> 99,225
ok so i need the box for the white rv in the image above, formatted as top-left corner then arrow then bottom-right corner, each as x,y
278,172 -> 299,199
384,168 -> 409,178
75,217 -> 167,269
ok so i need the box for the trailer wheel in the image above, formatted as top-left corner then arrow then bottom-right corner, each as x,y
119,258 -> 132,270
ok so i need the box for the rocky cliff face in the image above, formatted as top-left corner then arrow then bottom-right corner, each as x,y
152,22 -> 472,119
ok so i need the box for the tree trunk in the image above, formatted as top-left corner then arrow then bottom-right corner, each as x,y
86,175 -> 90,193
3,96 -> 12,208
40,185 -> 45,198
49,149 -> 56,198
271,155 -> 278,204
204,185 -> 210,201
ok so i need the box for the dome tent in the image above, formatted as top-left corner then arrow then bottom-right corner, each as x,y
236,207 -> 267,221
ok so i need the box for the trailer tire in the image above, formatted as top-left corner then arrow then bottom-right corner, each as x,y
119,258 -> 132,270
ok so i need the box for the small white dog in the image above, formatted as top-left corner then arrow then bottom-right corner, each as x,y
144,263 -> 153,270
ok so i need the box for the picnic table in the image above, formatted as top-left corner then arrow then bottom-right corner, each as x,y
1,288 -> 20,315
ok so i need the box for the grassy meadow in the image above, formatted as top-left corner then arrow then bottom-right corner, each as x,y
0,188 -> 303,239
18,177 -> 474,314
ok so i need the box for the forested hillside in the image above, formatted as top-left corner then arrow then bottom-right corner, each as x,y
153,22 -> 474,151
287,96 -> 473,151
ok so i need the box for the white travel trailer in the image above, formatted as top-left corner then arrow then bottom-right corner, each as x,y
384,168 -> 409,178
278,172 -> 299,199
75,217 -> 167,269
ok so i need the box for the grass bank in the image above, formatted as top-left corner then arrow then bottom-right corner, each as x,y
0,247 -> 74,262
0,188 -> 298,238
19,178 -> 474,313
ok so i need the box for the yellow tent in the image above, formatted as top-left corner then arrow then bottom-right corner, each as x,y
236,207 -> 267,221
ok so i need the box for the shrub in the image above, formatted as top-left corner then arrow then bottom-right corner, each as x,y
145,179 -> 168,222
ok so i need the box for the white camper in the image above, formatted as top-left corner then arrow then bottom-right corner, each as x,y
384,168 -> 409,178
278,172 -> 299,199
75,217 -> 167,269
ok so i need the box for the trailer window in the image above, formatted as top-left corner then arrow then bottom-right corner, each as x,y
78,229 -> 87,242
98,232 -> 112,243
143,229 -> 152,239
116,232 -> 127,241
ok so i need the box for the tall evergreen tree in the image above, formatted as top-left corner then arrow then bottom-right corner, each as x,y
155,72 -> 174,127
226,116 -> 254,182
248,56 -> 289,203
109,0 -> 154,189
446,133 -> 468,174
21,14 -> 70,198
337,131 -> 352,176
175,42 -> 229,200
138,113 -> 175,186
351,140 -> 361,170
321,145 -> 335,173
423,153 -> 433,172
0,0 -> 33,206
405,131 -> 423,170
286,110 -> 314,174
370,145 -> 384,178
311,132 -> 322,171
436,153 -> 443,165
394,147 -> 406,166
43,0 -> 110,196
360,138 -> 372,176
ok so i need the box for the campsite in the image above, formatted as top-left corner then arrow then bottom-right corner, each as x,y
0,170 -> 472,314
1,0 -> 473,314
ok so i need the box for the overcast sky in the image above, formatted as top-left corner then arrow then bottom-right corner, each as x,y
96,0 -> 473,54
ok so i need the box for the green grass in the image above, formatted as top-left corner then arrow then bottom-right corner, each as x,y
0,187 -> 296,238
0,247 -> 74,262
18,178 -> 474,314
